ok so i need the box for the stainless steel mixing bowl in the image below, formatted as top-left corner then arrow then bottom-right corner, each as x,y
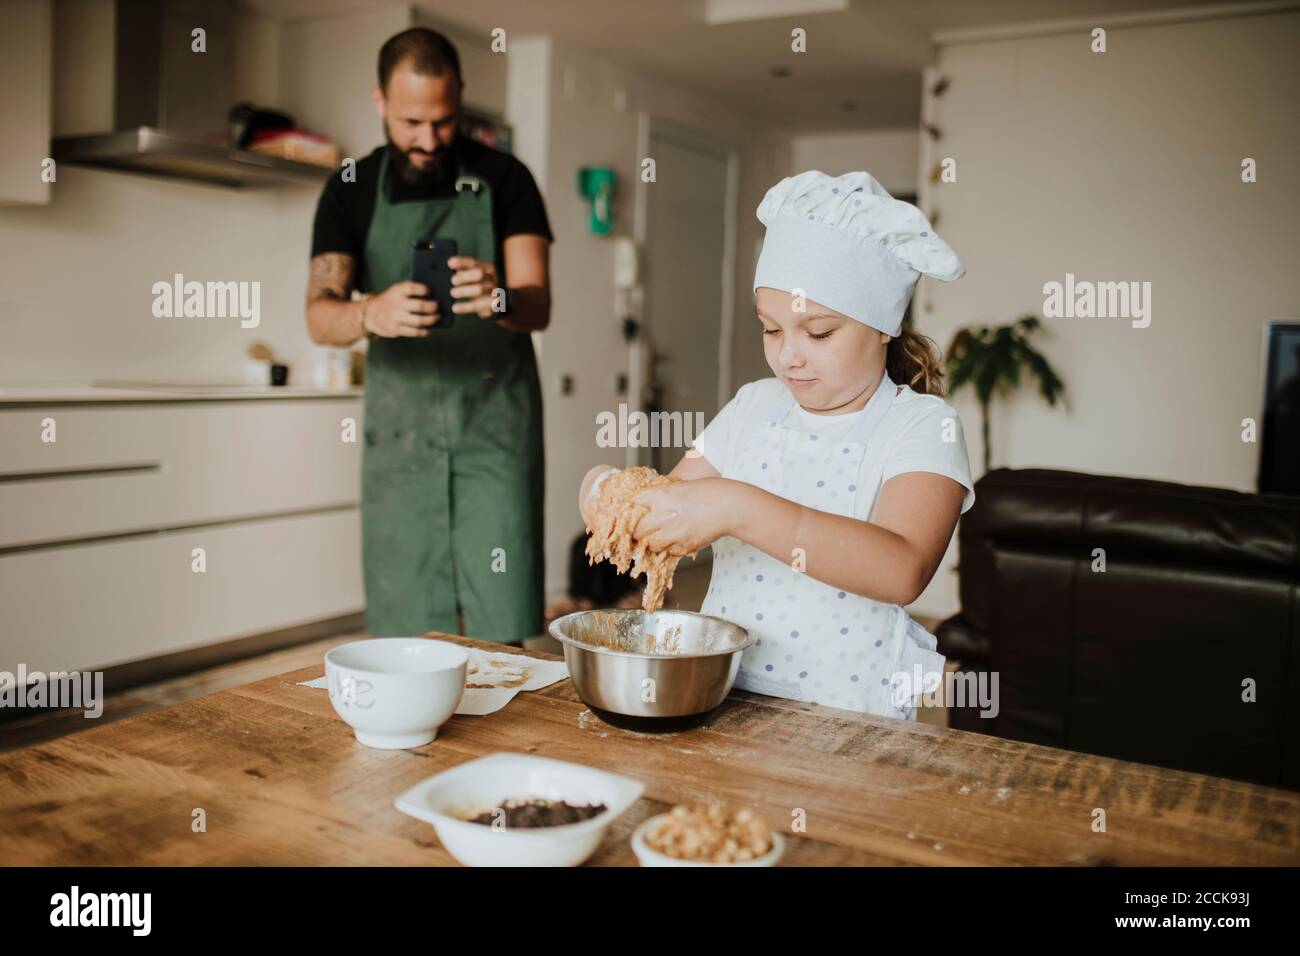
549,608 -> 753,720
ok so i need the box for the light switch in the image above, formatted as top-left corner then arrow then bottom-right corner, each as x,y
613,237 -> 639,290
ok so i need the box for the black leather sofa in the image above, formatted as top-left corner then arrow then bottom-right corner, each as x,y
935,468 -> 1300,790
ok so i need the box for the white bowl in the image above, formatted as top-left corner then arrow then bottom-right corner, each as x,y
394,753 -> 645,866
324,638 -> 467,749
630,813 -> 786,867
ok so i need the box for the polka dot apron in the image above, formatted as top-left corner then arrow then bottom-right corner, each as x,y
699,370 -> 946,720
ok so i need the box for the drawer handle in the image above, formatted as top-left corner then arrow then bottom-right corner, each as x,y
0,462 -> 163,484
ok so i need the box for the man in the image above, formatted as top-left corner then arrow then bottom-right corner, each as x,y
306,28 -> 552,644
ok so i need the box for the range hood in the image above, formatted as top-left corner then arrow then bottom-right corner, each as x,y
52,0 -> 330,189
54,127 -> 330,188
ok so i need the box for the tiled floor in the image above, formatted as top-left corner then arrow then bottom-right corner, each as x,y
1,562 -> 952,751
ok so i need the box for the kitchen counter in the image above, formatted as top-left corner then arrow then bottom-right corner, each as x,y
1,633 -> 1296,866
0,382 -> 362,405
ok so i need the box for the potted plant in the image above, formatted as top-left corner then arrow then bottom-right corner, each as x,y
944,315 -> 1066,473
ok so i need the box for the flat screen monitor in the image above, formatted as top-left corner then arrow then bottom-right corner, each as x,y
1259,322 -> 1300,495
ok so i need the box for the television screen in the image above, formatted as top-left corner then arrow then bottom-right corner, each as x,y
1259,323 -> 1300,495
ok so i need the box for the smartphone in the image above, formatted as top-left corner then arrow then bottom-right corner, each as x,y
410,238 -> 459,331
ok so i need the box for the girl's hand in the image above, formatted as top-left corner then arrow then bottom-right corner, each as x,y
632,478 -> 736,556
578,465 -> 618,527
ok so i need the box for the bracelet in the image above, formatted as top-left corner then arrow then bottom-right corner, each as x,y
357,295 -> 371,338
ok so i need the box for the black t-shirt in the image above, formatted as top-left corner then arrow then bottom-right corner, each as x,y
310,137 -> 553,281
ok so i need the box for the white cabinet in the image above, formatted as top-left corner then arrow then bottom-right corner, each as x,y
0,399 -> 361,548
0,397 -> 365,674
0,509 -> 362,675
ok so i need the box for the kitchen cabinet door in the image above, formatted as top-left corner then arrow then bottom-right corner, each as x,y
0,399 -> 362,550
0,508 -> 363,676
0,0 -> 52,206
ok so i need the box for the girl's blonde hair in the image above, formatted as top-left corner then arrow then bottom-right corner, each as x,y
886,325 -> 945,397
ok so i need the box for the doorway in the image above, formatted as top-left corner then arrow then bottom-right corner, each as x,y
638,118 -> 738,474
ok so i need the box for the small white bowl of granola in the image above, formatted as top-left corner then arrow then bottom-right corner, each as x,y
630,803 -> 785,867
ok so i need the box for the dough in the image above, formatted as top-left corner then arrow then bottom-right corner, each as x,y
584,466 -> 696,613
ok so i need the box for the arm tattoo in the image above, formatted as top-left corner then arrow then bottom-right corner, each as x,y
307,253 -> 356,304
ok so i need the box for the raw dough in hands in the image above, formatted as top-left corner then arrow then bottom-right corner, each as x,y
584,466 -> 696,613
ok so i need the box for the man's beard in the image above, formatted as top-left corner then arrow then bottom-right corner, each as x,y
387,136 -> 453,187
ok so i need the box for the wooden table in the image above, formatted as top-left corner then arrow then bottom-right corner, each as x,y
2,634 -> 1297,865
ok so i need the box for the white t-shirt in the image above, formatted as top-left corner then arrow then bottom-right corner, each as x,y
692,377 -> 976,519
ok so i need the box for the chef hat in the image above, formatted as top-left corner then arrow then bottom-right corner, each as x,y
753,169 -> 964,336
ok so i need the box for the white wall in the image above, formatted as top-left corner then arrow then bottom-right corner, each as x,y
908,5 -> 1300,619
791,129 -> 919,195
0,169 -> 321,385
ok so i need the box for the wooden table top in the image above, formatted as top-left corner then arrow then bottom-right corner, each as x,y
2,633 -> 1297,866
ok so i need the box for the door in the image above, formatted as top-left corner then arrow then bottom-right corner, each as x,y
642,122 -> 736,474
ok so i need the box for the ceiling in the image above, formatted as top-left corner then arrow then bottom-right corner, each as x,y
242,0 -> 1263,131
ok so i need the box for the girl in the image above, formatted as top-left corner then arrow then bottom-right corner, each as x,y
579,169 -> 974,720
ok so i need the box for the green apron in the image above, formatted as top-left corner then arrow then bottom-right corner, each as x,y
358,150 -> 544,643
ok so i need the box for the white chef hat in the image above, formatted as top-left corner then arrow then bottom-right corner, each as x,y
753,169 -> 964,336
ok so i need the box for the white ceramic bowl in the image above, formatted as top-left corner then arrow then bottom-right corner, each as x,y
394,753 -> 645,866
324,638 -> 467,749
630,813 -> 786,867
